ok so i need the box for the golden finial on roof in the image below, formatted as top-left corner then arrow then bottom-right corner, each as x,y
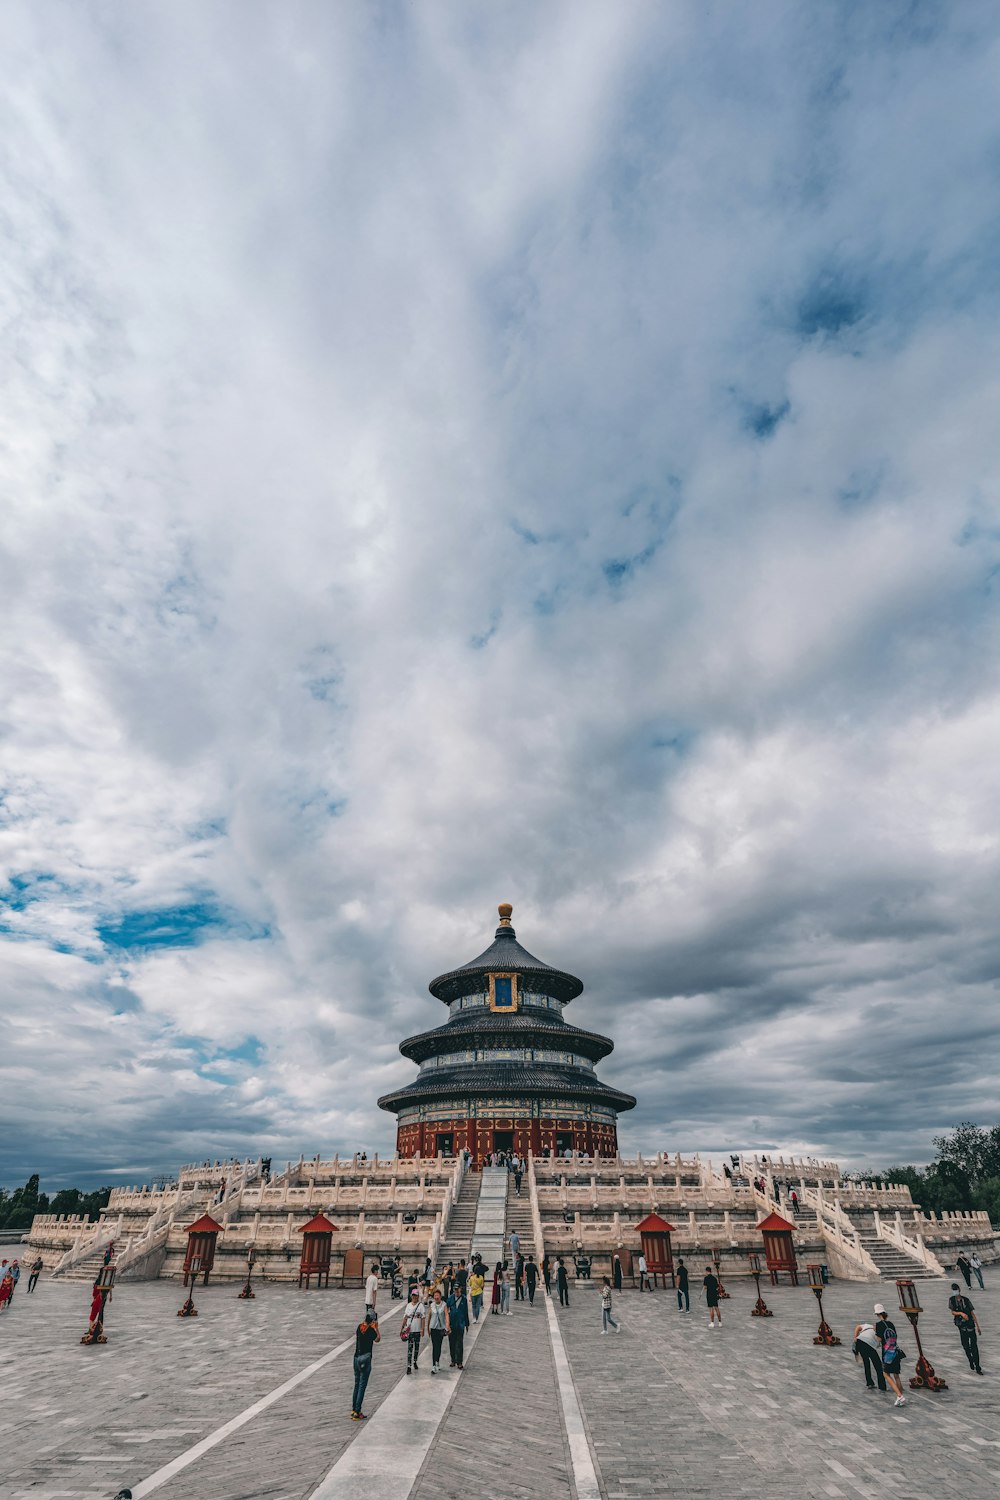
497,902 -> 513,926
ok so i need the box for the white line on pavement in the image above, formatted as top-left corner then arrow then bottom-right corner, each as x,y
131,1302 -> 405,1499
544,1294 -> 602,1500
309,1308 -> 486,1499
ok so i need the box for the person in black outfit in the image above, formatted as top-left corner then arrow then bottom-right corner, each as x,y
351,1311 -> 380,1419
676,1258 -> 690,1312
612,1253 -> 622,1291
948,1282 -> 984,1373
556,1257 -> 569,1307
703,1266 -> 721,1326
525,1255 -> 539,1305
956,1253 -> 972,1288
514,1252 -> 525,1300
542,1254 -> 552,1295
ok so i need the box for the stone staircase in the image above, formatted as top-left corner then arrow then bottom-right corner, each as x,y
505,1171 -> 536,1258
438,1170 -> 483,1267
860,1235 -> 942,1281
56,1242 -> 115,1283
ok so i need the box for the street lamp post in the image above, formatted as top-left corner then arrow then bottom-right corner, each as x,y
238,1245 -> 257,1300
807,1263 -> 840,1346
748,1252 -> 772,1317
178,1254 -> 201,1317
80,1260 -> 116,1345
896,1279 -> 947,1391
712,1248 -> 730,1299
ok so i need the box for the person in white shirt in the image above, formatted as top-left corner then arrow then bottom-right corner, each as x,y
852,1322 -> 887,1390
970,1252 -> 985,1290
403,1289 -> 425,1373
638,1253 -> 649,1291
365,1263 -> 380,1316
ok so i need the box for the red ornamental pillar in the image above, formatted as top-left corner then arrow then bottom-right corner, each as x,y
182,1214 -> 222,1287
634,1213 -> 676,1288
298,1213 -> 339,1288
757,1212 -> 799,1286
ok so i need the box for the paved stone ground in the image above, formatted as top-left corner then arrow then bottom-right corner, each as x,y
0,1280 -> 398,1499
411,1297 -> 573,1500
558,1274 -> 1000,1500
1,1273 -> 997,1499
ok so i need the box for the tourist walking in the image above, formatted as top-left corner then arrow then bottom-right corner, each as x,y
525,1255 -> 539,1305
956,1252 -> 972,1288
556,1257 -> 569,1307
638,1253 -> 649,1292
971,1252 -> 985,1290
948,1282 -> 984,1374
27,1257 -> 43,1294
491,1261 -> 502,1314
676,1258 -> 689,1312
446,1285 -> 468,1368
514,1252 -> 525,1300
500,1262 -> 512,1315
351,1310 -> 380,1419
403,1289 -> 425,1374
427,1288 -> 450,1373
513,1164 -> 523,1195
612,1253 -> 622,1291
510,1228 -> 520,1261
852,1322 -> 887,1391
874,1301 -> 907,1405
7,1261 -> 19,1300
365,1262 -> 380,1316
600,1277 -> 621,1333
0,1268 -> 12,1311
469,1264 -> 485,1320
704,1266 -> 722,1326
542,1253 -> 552,1295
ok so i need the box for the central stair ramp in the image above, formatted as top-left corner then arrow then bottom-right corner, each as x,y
471,1166 -> 508,1266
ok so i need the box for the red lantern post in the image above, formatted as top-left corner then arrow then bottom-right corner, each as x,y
80,1260 -> 116,1344
897,1279 -> 947,1391
747,1251 -> 772,1317
807,1263 -> 840,1346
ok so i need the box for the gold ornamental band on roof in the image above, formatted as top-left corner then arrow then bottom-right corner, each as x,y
498,902 -> 513,925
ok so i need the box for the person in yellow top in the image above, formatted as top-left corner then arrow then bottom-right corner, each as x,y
468,1267 -> 486,1321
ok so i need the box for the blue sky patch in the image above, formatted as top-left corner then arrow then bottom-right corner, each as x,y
96,902 -> 271,952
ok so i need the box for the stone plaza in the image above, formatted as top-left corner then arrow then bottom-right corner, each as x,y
3,1267 -> 998,1500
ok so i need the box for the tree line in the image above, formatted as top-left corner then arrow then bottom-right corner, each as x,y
0,1173 -> 112,1230
884,1122 -> 1000,1224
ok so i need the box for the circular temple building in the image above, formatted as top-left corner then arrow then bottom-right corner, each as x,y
378,903 -> 636,1164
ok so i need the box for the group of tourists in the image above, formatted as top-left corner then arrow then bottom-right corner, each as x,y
351,1243 -> 990,1421
850,1273 -> 983,1390
0,1256 -> 44,1309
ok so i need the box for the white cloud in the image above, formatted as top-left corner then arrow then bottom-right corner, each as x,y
2,2 -> 1000,1185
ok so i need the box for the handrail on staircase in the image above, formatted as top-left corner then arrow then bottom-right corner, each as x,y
526,1153 -> 545,1262
872,1210 -> 946,1275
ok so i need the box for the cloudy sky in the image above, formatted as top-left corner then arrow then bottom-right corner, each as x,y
3,2 -> 1000,1189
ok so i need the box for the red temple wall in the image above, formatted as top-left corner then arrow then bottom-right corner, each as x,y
396,1116 -> 619,1166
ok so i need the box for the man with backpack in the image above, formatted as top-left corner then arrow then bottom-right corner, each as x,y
948,1282 -> 984,1374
